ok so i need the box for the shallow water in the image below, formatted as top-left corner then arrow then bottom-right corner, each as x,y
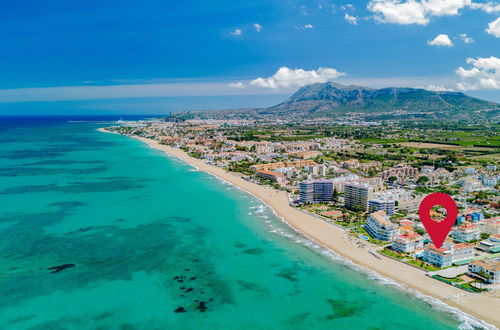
0,116 -> 493,329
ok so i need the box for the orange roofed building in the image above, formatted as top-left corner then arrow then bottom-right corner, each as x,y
251,160 -> 316,172
423,242 -> 473,267
452,222 -> 480,243
392,230 -> 424,253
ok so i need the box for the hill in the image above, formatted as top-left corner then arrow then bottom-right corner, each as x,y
260,82 -> 499,119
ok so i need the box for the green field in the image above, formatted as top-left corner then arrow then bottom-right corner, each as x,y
359,131 -> 500,148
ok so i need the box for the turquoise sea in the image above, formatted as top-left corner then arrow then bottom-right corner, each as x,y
0,116 -> 494,330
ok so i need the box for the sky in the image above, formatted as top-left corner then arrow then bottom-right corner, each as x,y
0,0 -> 499,115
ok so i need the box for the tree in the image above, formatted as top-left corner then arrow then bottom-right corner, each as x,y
415,227 -> 426,235
388,176 -> 398,183
352,205 -> 364,228
332,187 -> 340,205
417,176 -> 429,185
481,233 -> 490,240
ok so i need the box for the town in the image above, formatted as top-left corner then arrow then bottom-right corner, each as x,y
106,116 -> 499,293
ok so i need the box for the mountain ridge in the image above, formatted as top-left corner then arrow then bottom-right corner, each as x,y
170,82 -> 499,121
260,82 -> 499,117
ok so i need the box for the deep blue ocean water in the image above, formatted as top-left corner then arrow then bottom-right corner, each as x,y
0,116 -> 493,329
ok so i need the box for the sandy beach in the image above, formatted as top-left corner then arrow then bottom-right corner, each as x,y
101,129 -> 500,328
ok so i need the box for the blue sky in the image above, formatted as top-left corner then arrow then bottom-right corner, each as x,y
0,0 -> 499,114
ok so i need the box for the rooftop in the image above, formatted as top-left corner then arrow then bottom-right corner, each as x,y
455,222 -> 479,233
257,170 -> 283,176
425,244 -> 450,255
370,211 -> 398,229
454,243 -> 472,250
471,258 -> 500,271
395,231 -> 422,242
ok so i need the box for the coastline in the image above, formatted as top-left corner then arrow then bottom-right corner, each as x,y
100,129 -> 500,328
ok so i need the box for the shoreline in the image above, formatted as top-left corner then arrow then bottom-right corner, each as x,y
99,129 -> 500,328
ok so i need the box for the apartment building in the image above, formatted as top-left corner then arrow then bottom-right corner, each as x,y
364,210 -> 399,241
382,165 -> 418,182
299,179 -> 334,203
392,230 -> 424,253
423,242 -> 473,267
477,234 -> 500,253
452,222 -> 481,243
345,181 -> 384,211
256,170 -> 284,183
468,258 -> 500,284
368,199 -> 395,215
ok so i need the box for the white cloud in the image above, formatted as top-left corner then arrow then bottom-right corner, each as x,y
253,23 -> 262,32
341,4 -> 355,10
459,33 -> 474,43
422,0 -> 472,16
456,56 -> 500,90
421,84 -> 453,91
250,67 -> 346,89
470,2 -> 500,13
427,34 -> 454,46
367,0 -> 497,25
368,0 -> 429,25
231,29 -> 242,36
229,82 -> 245,88
345,13 -> 359,25
486,17 -> 500,37
304,24 -> 314,29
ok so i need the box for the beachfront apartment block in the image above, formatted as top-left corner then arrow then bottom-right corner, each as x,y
345,181 -> 384,212
364,210 -> 399,241
424,245 -> 453,267
392,230 -> 424,253
367,189 -> 414,215
398,197 -> 424,213
299,179 -> 334,203
368,198 -> 395,215
468,258 -> 500,284
477,234 -> 500,253
256,170 -> 284,183
423,242 -> 474,267
345,182 -> 373,211
298,175 -> 362,203
452,222 -> 481,243
344,178 -> 384,212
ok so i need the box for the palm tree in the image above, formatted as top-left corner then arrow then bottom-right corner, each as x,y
332,187 -> 340,206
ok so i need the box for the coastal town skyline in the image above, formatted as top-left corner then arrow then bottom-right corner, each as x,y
100,113 -> 499,327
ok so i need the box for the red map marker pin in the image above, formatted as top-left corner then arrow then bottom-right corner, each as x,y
419,192 -> 457,249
